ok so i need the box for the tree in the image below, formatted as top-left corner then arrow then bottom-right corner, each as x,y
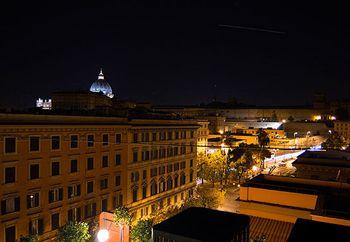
197,152 -> 209,184
57,221 -> 91,242
257,129 -> 270,148
321,132 -> 346,150
131,219 -> 153,242
231,152 -> 254,183
114,206 -> 132,242
185,185 -> 225,209
19,235 -> 38,242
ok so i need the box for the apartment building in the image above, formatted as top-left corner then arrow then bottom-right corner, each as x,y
334,121 -> 350,143
0,114 -> 198,241
196,120 -> 210,154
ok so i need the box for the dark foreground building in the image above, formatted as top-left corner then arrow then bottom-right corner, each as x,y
287,218 -> 350,242
152,207 -> 250,242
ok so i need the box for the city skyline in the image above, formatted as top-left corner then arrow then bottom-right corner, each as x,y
1,1 -> 350,108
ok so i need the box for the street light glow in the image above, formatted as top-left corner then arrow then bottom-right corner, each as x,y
97,229 -> 109,242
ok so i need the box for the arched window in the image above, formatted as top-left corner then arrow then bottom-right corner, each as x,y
159,178 -> 166,193
174,174 -> 179,188
180,173 -> 186,186
150,180 -> 157,196
167,176 -> 173,190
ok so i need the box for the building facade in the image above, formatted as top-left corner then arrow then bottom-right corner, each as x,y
196,120 -> 209,154
334,121 -> 350,143
0,114 -> 198,241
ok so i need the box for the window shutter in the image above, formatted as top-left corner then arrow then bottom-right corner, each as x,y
28,220 -> 33,235
77,207 -> 81,221
59,188 -> 63,200
15,197 -> 20,211
27,195 -> 31,209
68,186 -> 72,199
1,200 -> 7,214
68,209 -> 73,221
38,219 -> 44,235
92,203 -> 97,216
77,184 -> 81,196
49,190 -> 53,203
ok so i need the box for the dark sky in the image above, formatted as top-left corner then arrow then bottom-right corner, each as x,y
1,1 -> 350,108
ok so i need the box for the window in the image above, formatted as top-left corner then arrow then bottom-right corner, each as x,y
29,218 -> 44,235
143,170 -> 147,179
174,175 -> 179,188
132,188 -> 138,202
180,161 -> 186,170
150,167 -> 157,177
167,164 -> 173,173
131,171 -> 139,182
142,185 -> 147,198
87,181 -> 94,193
102,134 -> 109,146
100,178 -> 108,190
167,131 -> 172,140
113,194 -> 123,208
102,198 -> 108,212
158,166 -> 165,175
68,207 -> 81,222
87,157 -> 94,170
85,203 -> 96,218
142,150 -> 150,161
115,154 -> 121,166
87,134 -> 94,147
1,196 -> 20,214
159,179 -> 166,193
70,159 -> 78,173
150,181 -> 157,196
151,149 -> 158,159
5,226 -> 16,242
51,136 -> 60,150
51,213 -> 60,230
167,177 -> 173,190
27,192 -> 40,209
115,175 -> 121,186
133,151 -> 138,162
5,167 -> 16,184
102,155 -> 109,168
133,133 -> 138,143
175,131 -> 179,139
48,187 -> 63,203
174,163 -> 179,171
115,133 -> 122,144
29,136 -> 40,152
190,170 -> 194,182
180,173 -> 186,185
191,131 -> 194,138
51,161 -> 60,176
68,184 -> 81,199
70,135 -> 78,148
190,159 -> 193,168
152,133 -> 157,141
30,164 -> 39,179
5,137 -> 16,154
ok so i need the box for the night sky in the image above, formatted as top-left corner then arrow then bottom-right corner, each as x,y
1,1 -> 350,108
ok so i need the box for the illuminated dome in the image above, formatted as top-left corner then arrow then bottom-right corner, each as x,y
90,69 -> 114,98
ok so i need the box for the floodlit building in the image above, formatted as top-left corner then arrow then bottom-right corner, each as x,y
334,120 -> 350,143
0,113 -> 198,241
196,119 -> 209,154
35,98 -> 52,110
89,69 -> 114,98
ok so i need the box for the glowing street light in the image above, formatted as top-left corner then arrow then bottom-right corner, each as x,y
97,229 -> 109,242
252,165 -> 258,172
330,116 -> 336,120
282,119 -> 286,123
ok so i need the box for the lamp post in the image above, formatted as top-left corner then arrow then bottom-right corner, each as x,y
294,132 -> 298,149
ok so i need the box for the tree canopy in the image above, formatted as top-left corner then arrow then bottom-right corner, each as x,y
321,132 -> 346,150
57,221 -> 91,242
130,219 -> 153,242
114,206 -> 132,226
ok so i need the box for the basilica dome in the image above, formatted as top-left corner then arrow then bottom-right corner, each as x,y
90,69 -> 114,98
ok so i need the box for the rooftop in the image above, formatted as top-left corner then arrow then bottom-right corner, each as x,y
287,218 -> 350,242
153,207 -> 250,242
294,150 -> 350,168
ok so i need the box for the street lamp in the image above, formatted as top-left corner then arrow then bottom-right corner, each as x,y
97,229 -> 109,242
